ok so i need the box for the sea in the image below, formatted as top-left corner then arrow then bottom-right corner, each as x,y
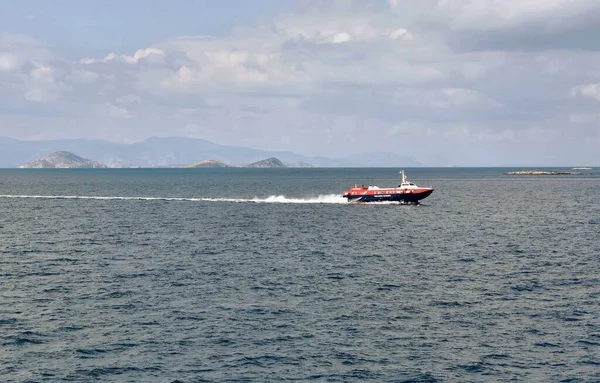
1,167 -> 599,382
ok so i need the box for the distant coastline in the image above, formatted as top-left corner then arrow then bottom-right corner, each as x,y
504,170 -> 585,175
18,152 -> 307,169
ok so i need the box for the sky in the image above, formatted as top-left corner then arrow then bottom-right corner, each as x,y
1,0 -> 599,166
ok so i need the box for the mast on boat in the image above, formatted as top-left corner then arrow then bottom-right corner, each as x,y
400,170 -> 407,185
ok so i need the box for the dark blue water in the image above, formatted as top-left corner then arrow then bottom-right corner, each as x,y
1,168 -> 599,382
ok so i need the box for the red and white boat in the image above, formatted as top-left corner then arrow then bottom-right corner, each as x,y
342,170 -> 433,204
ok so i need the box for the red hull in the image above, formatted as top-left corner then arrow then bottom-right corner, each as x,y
342,171 -> 433,204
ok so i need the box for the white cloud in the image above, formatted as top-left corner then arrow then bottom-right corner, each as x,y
389,28 -> 412,40
81,48 -> 166,65
331,32 -> 353,44
0,52 -> 19,71
1,1 -> 600,165
30,65 -> 53,82
570,83 -> 600,102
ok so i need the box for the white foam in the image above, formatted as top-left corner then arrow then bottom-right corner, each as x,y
0,194 -> 348,204
253,194 -> 347,204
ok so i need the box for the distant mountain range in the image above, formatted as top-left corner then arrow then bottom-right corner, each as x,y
0,136 -> 422,168
18,151 -> 297,169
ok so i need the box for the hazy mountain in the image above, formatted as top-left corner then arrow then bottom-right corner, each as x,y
0,137 -> 422,168
245,157 -> 286,168
185,160 -> 231,168
19,151 -> 107,168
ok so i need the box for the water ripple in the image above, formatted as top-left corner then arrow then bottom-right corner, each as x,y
1,169 -> 599,382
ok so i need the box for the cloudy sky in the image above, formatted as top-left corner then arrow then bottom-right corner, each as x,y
1,0 -> 599,165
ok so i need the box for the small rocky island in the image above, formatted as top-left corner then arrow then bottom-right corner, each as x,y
182,157 -> 291,168
19,151 -> 107,168
245,157 -> 286,168
504,170 -> 582,175
185,160 -> 231,168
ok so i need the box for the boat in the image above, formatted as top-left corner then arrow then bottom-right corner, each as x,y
342,170 -> 433,204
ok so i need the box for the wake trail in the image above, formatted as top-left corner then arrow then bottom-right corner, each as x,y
0,194 -> 348,204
